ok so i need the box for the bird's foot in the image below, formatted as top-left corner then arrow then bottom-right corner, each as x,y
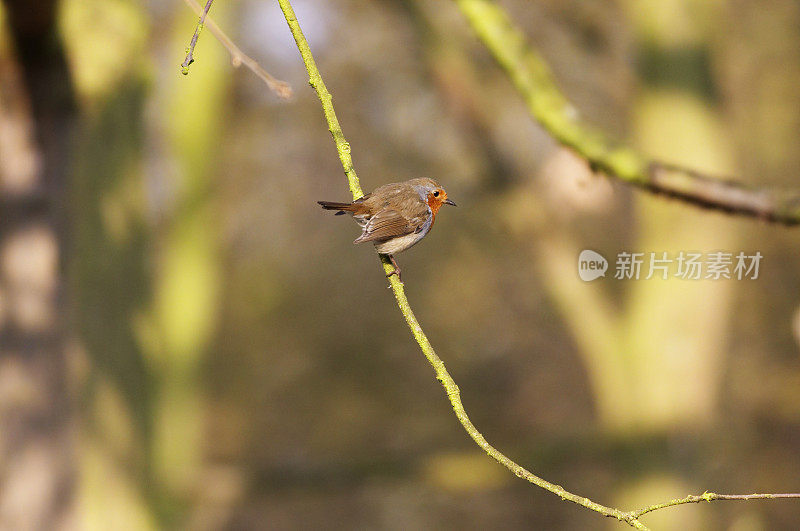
386,255 -> 403,284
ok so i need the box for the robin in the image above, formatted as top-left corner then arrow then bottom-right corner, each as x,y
318,178 -> 456,281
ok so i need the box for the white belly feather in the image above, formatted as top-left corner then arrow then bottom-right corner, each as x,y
373,231 -> 427,255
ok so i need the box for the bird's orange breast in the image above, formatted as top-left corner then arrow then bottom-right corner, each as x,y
427,195 -> 444,218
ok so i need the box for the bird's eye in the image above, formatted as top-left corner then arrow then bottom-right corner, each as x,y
433,190 -> 440,197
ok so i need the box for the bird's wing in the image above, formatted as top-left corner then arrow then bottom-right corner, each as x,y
353,204 -> 428,244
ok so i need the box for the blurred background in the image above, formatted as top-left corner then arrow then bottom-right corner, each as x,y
1,0 -> 800,529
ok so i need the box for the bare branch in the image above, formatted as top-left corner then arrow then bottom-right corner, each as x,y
630,492 -> 800,519
182,0 -> 292,99
455,0 -> 800,225
181,0 -> 214,75
647,162 -> 800,223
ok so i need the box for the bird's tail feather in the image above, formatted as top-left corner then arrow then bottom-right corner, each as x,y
318,200 -> 357,215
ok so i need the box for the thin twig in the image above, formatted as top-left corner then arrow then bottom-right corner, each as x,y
275,0 -> 648,528
181,0 -> 292,99
630,492 -> 800,519
455,0 -> 800,225
181,0 -> 214,75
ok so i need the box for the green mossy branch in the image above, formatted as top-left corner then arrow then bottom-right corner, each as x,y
277,0 -> 362,200
630,492 -> 800,519
276,0 -> 649,528
455,0 -> 800,225
455,0 -> 800,520
272,0 -> 800,528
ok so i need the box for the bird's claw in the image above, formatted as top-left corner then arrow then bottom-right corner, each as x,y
386,267 -> 403,284
386,255 -> 403,284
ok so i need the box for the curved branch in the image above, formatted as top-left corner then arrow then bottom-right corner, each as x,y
275,0 -> 648,528
181,0 -> 292,99
455,0 -> 800,225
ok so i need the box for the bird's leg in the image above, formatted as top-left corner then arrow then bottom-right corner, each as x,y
386,255 -> 402,282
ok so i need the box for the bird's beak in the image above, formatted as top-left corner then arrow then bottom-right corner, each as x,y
444,199 -> 457,206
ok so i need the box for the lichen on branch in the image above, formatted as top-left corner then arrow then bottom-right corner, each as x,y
275,0 -> 649,528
